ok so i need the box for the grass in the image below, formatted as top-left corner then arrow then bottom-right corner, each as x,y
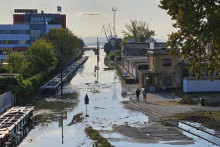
174,111 -> 220,131
85,126 -> 114,147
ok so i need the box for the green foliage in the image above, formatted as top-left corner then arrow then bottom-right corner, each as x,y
44,28 -> 79,64
159,0 -> 220,79
78,38 -> 85,49
174,111 -> 220,131
179,96 -> 197,105
0,72 -> 45,96
109,53 -> 116,61
122,20 -> 155,42
25,40 -> 57,76
108,50 -> 121,61
2,52 -> 25,74
85,126 -> 114,147
104,41 -> 113,55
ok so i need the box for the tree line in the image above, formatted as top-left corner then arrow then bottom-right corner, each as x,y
0,28 -> 84,102
2,28 -> 84,78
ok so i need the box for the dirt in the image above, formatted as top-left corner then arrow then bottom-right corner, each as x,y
115,84 -> 220,145
113,122 -> 193,145
150,100 -> 182,106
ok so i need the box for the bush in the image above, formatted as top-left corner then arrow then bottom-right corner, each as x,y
179,96 -> 197,105
0,72 -> 46,96
109,53 -> 116,61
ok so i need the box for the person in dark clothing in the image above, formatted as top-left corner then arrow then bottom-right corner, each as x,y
136,88 -> 140,101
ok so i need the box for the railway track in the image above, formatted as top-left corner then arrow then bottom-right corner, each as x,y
124,100 -> 220,146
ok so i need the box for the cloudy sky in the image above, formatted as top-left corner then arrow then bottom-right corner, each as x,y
0,0 -> 176,40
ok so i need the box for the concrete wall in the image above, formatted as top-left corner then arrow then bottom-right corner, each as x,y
183,78 -> 220,93
149,53 -> 182,89
0,91 -> 15,114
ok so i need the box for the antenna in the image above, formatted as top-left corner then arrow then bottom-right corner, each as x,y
112,7 -> 117,37
39,4 -> 52,13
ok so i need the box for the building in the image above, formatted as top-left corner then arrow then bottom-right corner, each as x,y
0,9 -> 66,66
120,40 -> 167,83
139,49 -> 181,91
122,56 -> 148,82
119,39 -> 220,92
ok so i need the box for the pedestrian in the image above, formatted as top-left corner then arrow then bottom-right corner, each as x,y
143,88 -> 147,102
136,88 -> 140,101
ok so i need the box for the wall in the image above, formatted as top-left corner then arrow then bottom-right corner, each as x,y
149,53 -> 182,89
121,43 -> 149,56
183,77 -> 220,93
0,91 -> 15,114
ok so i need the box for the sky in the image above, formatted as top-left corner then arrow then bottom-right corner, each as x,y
0,0 -> 176,41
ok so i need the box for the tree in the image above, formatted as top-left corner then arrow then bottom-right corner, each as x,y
159,0 -> 220,79
44,28 -> 79,64
122,20 -> 155,42
78,38 -> 85,50
104,41 -> 113,55
25,40 -> 57,76
3,51 -> 25,74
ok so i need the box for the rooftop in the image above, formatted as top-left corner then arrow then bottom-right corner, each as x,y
125,56 -> 148,63
0,106 -> 35,139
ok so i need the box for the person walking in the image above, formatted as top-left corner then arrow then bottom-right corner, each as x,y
136,88 -> 140,101
143,88 -> 147,102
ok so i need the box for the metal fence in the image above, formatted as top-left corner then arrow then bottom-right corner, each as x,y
0,91 -> 16,114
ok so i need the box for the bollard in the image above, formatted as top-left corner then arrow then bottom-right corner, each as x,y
200,98 -> 205,106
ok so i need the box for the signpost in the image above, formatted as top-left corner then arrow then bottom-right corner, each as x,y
84,94 -> 89,117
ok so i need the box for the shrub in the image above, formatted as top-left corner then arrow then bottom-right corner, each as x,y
179,96 -> 197,105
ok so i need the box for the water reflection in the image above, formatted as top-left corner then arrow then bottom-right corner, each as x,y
17,50 -> 218,147
18,50 -> 148,147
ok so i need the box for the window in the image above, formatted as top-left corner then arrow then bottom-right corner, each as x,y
17,30 -> 28,34
18,40 -> 27,44
1,30 -> 10,34
163,77 -> 171,86
30,30 -> 41,39
2,40 -> 11,44
162,59 -> 171,66
31,17 -> 44,24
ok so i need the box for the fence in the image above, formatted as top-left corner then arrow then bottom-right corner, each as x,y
0,91 -> 16,114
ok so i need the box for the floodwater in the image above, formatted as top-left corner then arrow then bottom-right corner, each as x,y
18,50 -> 219,147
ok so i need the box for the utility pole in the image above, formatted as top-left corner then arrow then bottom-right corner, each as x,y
60,46 -> 63,96
8,49 -> 11,72
112,7 -> 117,37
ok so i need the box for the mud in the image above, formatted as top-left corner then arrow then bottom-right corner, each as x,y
113,122 -> 193,145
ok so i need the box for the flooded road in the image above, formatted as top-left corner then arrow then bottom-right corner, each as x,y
19,50 -> 148,147
18,50 -> 219,147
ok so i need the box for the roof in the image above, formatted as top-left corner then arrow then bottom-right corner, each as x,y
0,106 -> 35,139
138,69 -> 159,74
126,56 -> 148,63
0,74 -> 18,77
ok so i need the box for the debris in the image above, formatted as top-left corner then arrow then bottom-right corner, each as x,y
67,113 -> 84,126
